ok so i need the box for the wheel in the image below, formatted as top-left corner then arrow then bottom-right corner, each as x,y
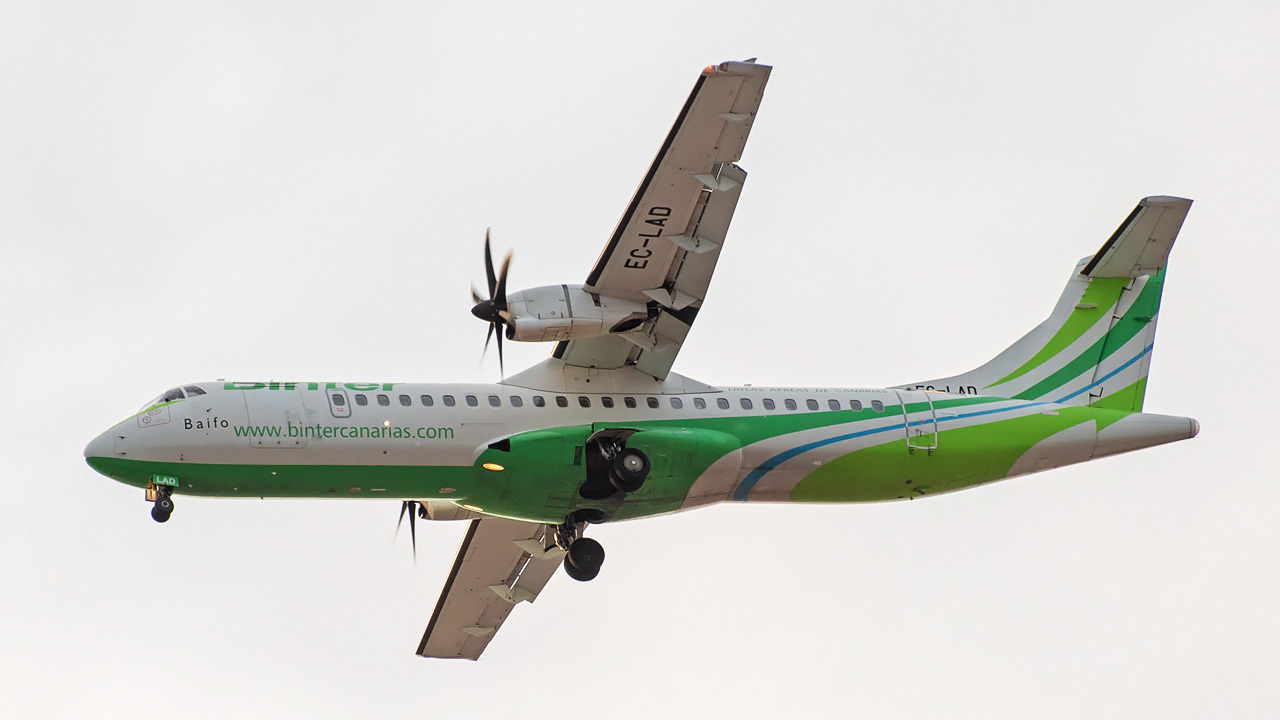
156,497 -> 174,513
563,556 -> 597,582
609,448 -> 649,493
151,506 -> 171,523
564,537 -> 605,581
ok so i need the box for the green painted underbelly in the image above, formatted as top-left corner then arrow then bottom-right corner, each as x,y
86,456 -> 478,499
791,408 -> 1098,502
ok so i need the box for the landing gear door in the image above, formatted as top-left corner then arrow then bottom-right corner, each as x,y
242,388 -> 308,448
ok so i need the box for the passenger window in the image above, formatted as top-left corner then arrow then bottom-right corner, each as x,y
533,395 -> 546,407
646,397 -> 659,409
443,395 -> 456,407
828,399 -> 840,411
784,398 -> 797,410
694,397 -> 706,410
510,396 -> 523,408
183,385 -> 206,397
601,397 -> 614,408
850,399 -> 862,411
421,395 -> 434,406
670,398 -> 683,409
806,399 -> 819,411
624,397 -> 637,409
355,394 -> 368,406
466,395 -> 478,407
871,400 -> 884,412
578,396 -> 591,408
489,395 -> 501,407
740,398 -> 753,410
763,398 -> 775,410
399,394 -> 411,407
717,398 -> 730,410
331,393 -> 346,407
376,394 -> 389,406
556,396 -> 568,408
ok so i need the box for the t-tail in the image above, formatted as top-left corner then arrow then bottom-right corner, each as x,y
909,196 -> 1192,411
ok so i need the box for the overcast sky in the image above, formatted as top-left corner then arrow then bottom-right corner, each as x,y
3,1 -> 1278,718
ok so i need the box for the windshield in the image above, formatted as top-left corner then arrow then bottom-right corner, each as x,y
139,387 -> 185,412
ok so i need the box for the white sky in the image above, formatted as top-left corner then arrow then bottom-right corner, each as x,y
3,1 -> 1278,717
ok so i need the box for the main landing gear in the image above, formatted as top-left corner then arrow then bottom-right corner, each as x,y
580,432 -> 651,499
555,510 -> 606,582
150,486 -> 174,523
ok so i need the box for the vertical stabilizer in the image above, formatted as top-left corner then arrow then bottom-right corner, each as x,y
904,196 -> 1191,410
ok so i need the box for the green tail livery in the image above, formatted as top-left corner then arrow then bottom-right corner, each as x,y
85,61 -> 1198,661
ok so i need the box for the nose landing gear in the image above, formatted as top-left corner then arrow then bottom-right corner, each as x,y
150,486 -> 174,523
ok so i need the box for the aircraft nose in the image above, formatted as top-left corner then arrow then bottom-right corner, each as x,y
84,429 -> 116,462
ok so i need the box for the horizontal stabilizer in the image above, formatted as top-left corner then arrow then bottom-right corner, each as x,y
1082,196 -> 1192,278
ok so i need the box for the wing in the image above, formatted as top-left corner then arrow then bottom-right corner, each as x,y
555,60 -> 772,380
416,518 -> 564,660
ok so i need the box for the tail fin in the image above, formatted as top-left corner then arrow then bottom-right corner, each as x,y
906,196 -> 1192,410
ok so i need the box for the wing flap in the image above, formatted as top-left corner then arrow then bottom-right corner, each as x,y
417,519 -> 563,660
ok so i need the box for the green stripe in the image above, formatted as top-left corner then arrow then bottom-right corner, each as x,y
1013,271 -> 1164,401
1090,377 -> 1148,421
993,277 -> 1128,387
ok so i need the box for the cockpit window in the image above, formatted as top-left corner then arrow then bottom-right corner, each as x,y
183,385 -> 206,397
140,386 -> 185,412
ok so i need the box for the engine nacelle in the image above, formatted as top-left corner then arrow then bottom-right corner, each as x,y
505,285 -> 649,343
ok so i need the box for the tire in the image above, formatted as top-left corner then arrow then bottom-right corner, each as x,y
151,506 -> 171,523
609,448 -> 649,493
562,556 -> 597,582
565,537 -> 605,581
156,497 -> 174,513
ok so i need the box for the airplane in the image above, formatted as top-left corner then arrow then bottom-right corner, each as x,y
84,59 -> 1199,660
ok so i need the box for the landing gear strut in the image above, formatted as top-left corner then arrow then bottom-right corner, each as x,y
151,486 -> 173,523
555,512 -> 605,582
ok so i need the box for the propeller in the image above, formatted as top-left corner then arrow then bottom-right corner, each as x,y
396,500 -> 427,562
470,229 -> 514,375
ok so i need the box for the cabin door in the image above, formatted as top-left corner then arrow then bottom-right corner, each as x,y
893,389 -> 938,453
242,388 -> 308,448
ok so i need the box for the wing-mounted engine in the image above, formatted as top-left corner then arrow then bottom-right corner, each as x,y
504,285 -> 650,343
468,232 -> 663,373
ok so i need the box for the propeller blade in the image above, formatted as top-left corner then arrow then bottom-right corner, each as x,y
471,284 -> 484,305
396,500 -> 419,562
483,322 -> 495,357
408,505 -> 417,562
483,229 -> 497,298
495,324 -> 505,377
493,251 -> 512,311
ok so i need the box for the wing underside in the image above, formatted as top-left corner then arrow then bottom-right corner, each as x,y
554,60 -> 771,380
417,518 -> 564,660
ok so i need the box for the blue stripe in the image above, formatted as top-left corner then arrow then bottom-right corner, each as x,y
1053,344 -> 1153,404
731,344 -> 1154,502
731,400 -> 1050,502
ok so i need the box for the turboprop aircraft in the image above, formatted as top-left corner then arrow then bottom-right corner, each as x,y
85,59 -> 1199,660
